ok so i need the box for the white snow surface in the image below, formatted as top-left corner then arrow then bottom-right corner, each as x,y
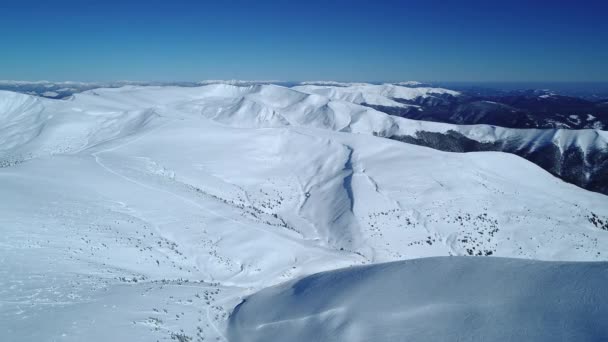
293,83 -> 459,108
297,81 -> 369,87
1,84 -> 607,341
393,81 -> 427,86
229,257 -> 608,342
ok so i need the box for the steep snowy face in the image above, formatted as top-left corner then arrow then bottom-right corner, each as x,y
229,257 -> 608,342
0,91 -> 45,153
0,90 -> 42,117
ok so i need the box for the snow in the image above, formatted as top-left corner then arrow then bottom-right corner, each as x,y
293,83 -> 459,108
197,80 -> 281,86
42,91 -> 59,97
229,257 -> 608,342
297,81 -> 369,87
289,83 -> 607,153
1,84 -> 607,341
0,80 -> 91,86
393,81 -> 426,86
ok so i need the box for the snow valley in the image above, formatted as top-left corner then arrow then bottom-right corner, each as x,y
1,83 -> 607,341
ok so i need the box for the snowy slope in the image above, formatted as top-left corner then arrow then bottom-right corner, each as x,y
293,83 -> 459,108
229,257 -> 608,342
291,84 -> 608,195
1,85 -> 607,341
291,83 -> 607,154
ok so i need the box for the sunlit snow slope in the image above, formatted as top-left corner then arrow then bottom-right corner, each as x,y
1,85 -> 607,341
229,257 -> 608,342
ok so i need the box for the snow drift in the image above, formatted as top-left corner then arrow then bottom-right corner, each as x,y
229,257 -> 608,342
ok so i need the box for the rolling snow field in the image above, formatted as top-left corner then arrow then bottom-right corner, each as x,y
1,84 -> 607,341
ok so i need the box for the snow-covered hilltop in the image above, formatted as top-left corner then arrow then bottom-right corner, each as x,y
229,257 -> 608,342
1,84 -> 607,341
293,82 -> 459,108
4,82 -> 607,194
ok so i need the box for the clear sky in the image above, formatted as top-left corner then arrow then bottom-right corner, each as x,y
1,0 -> 607,82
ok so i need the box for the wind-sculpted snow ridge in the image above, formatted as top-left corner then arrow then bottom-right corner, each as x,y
229,257 -> 608,342
0,91 -> 45,153
1,85 -> 608,341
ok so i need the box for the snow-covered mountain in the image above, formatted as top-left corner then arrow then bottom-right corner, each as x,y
293,83 -> 460,109
1,84 -> 607,341
304,83 -> 608,130
293,82 -> 608,130
292,83 -> 608,195
229,257 -> 608,342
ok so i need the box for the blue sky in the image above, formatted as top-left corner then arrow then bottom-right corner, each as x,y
1,0 -> 607,82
